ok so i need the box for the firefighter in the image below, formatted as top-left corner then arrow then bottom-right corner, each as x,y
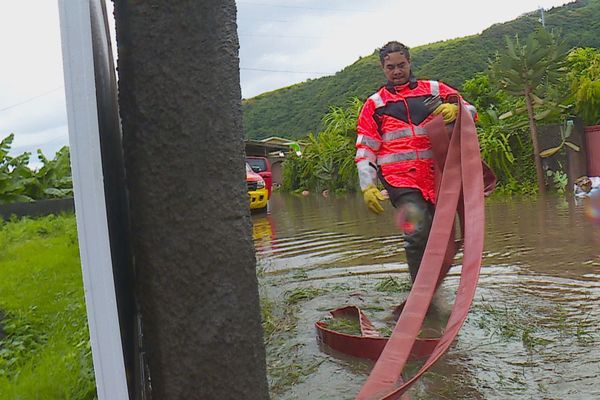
355,41 -> 476,282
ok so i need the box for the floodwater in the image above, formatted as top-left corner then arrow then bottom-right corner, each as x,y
253,193 -> 600,400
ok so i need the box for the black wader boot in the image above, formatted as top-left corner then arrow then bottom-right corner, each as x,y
384,187 -> 435,282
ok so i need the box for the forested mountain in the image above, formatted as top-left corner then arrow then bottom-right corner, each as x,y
242,0 -> 600,140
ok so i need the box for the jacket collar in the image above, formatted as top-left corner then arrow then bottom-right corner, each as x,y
385,73 -> 418,94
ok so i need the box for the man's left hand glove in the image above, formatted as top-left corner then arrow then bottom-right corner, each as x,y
362,185 -> 386,215
433,103 -> 458,124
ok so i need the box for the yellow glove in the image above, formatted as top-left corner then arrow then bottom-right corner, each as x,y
362,185 -> 386,215
433,103 -> 458,124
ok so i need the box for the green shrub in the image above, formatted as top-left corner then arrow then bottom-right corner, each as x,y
565,47 -> 600,126
0,134 -> 73,205
282,99 -> 360,193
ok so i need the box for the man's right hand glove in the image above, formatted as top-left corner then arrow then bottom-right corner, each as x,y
362,185 -> 386,214
433,103 -> 458,124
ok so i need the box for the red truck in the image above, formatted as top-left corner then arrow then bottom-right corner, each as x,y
245,156 -> 273,197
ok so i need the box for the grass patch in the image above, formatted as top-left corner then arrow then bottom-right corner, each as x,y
284,287 -> 326,305
473,301 -> 550,349
291,269 -> 308,280
473,299 -> 558,349
546,304 -> 595,342
260,296 -> 296,345
325,282 -> 353,292
260,286 -> 324,396
320,316 -> 362,336
267,343 -> 322,395
378,326 -> 393,337
0,214 -> 96,399
360,305 -> 386,312
375,275 -> 412,293
260,281 -> 338,396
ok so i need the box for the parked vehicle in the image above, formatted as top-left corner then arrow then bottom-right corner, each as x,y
246,163 -> 268,211
245,156 -> 273,197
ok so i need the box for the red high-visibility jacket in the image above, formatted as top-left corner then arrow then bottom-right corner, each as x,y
355,80 -> 476,203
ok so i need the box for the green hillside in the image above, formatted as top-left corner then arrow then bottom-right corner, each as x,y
242,0 -> 600,139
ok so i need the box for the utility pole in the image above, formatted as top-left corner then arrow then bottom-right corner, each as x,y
113,1 -> 270,399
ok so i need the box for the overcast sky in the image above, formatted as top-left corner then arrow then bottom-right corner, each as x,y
0,0 -> 573,166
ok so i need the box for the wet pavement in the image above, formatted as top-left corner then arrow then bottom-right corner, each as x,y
253,193 -> 600,400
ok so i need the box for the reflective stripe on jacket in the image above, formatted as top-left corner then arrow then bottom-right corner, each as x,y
355,80 -> 475,203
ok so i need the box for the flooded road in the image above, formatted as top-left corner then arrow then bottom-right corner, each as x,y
253,193 -> 600,400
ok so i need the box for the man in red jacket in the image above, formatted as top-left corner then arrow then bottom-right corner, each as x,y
355,41 -> 476,282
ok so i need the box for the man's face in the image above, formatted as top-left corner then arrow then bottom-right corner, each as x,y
381,52 -> 411,85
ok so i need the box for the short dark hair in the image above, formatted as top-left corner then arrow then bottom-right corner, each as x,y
379,41 -> 410,64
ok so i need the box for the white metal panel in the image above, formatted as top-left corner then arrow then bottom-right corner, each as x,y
57,1 -> 129,399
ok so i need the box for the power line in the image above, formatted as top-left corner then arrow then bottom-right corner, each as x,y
238,17 -> 292,23
239,33 -> 325,39
237,1 -> 375,13
240,67 -> 332,75
0,67 -> 330,113
0,86 -> 63,113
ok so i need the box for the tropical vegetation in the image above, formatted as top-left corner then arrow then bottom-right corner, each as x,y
243,0 -> 600,140
2,3 -> 599,199
489,28 -> 570,194
0,134 -> 73,204
282,99 -> 361,193
462,74 -> 538,195
282,33 -> 600,194
564,47 -> 600,126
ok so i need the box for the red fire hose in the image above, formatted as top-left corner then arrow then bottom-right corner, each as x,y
316,100 -> 495,399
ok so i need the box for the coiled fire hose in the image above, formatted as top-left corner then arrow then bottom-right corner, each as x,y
316,99 -> 496,399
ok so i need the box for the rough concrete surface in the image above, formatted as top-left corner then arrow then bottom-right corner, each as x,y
113,1 -> 269,398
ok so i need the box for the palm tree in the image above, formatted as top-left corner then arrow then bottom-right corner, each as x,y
490,28 -> 568,194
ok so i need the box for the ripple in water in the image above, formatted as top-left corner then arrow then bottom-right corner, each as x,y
255,194 -> 600,399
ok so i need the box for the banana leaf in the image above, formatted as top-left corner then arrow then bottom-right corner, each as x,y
564,142 -> 580,152
540,146 -> 562,158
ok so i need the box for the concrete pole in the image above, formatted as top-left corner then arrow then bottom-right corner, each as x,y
112,1 -> 269,398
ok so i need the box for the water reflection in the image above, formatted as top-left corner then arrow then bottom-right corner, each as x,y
255,193 -> 600,399
252,214 -> 278,252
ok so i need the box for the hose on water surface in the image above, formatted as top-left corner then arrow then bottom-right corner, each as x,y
316,99 -> 495,400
